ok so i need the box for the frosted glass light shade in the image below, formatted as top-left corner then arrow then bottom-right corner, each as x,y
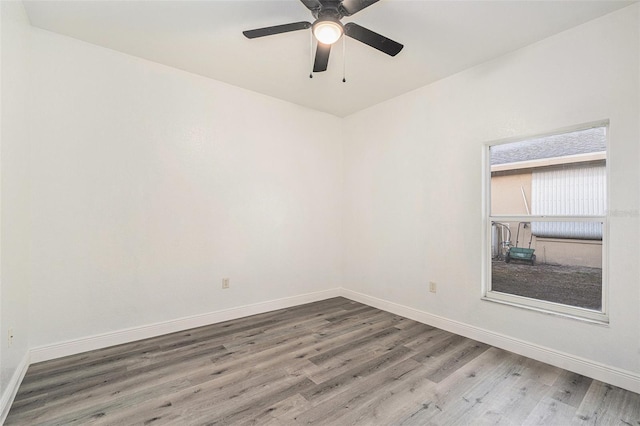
313,20 -> 343,44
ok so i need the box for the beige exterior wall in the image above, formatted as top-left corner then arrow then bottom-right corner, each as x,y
491,170 -> 532,215
491,168 -> 602,268
534,237 -> 602,268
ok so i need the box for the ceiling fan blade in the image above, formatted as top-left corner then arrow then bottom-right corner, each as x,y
299,0 -> 323,12
339,0 -> 380,16
344,22 -> 403,56
243,21 -> 311,39
313,42 -> 331,72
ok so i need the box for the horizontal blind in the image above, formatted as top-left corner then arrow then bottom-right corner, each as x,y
531,165 -> 605,239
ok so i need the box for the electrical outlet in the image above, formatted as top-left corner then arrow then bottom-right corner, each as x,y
429,282 -> 437,293
222,278 -> 230,289
8,328 -> 14,348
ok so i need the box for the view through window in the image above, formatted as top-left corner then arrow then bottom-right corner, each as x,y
486,124 -> 607,320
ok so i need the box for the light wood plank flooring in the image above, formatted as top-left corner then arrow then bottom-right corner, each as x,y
6,297 -> 640,425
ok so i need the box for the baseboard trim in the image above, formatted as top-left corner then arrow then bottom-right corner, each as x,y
30,288 -> 342,364
0,351 -> 30,425
339,288 -> 640,394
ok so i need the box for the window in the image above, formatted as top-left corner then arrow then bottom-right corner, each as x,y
484,123 -> 608,322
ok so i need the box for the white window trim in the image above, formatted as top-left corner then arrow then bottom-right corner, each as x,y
482,121 -> 609,324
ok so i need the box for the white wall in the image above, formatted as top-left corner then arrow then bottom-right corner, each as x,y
27,28 -> 343,348
1,0 -> 31,398
343,4 -> 640,377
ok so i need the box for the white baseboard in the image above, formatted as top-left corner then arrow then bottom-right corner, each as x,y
339,288 -> 640,395
30,288 -> 342,364
0,351 -> 30,425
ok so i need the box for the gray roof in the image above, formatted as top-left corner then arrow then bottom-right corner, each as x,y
490,126 -> 606,165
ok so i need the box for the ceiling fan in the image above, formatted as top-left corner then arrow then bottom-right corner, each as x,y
243,0 -> 403,73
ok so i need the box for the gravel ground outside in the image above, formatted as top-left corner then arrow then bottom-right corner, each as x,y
491,260 -> 602,310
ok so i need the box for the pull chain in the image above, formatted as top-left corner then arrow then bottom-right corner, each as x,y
342,36 -> 346,83
309,30 -> 314,78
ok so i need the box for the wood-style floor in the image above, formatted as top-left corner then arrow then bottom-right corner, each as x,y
6,297 -> 640,425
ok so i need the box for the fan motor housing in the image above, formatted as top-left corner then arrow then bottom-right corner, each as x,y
313,0 -> 344,20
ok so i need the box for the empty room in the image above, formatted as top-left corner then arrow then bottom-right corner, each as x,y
1,0 -> 639,424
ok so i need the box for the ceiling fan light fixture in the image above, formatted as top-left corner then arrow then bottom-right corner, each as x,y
313,20 -> 343,44
243,0 -> 404,74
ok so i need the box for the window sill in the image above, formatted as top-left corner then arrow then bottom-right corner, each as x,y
482,291 -> 609,326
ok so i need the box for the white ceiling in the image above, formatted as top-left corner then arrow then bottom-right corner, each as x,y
23,0 -> 636,117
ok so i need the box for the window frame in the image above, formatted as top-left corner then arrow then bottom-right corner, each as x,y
482,121 -> 609,324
